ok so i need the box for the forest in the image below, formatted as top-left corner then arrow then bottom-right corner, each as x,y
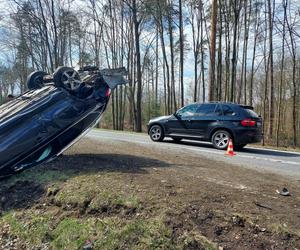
0,0 -> 299,147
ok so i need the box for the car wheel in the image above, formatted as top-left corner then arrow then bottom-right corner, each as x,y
149,125 -> 164,142
171,137 -> 182,143
235,144 -> 247,150
27,71 -> 48,90
211,130 -> 231,150
53,66 -> 81,91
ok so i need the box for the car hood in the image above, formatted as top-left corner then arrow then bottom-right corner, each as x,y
149,115 -> 172,123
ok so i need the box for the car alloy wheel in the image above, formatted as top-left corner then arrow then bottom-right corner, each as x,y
149,125 -> 164,142
53,66 -> 82,91
63,71 -> 81,90
212,130 -> 230,149
27,71 -> 48,90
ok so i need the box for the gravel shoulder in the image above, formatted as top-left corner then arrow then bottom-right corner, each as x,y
0,138 -> 299,249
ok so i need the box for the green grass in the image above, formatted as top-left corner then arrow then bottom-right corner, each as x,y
1,211 -> 52,245
6,169 -> 73,185
1,211 -> 176,250
89,191 -> 140,210
0,166 -> 216,249
51,218 -> 92,249
53,173 -> 141,210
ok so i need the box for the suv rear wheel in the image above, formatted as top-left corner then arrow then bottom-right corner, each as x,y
211,130 -> 231,150
149,125 -> 164,142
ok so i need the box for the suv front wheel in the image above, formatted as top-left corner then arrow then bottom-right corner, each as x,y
211,130 -> 231,150
149,125 -> 164,142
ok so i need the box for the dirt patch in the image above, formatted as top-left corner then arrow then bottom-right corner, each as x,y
166,205 -> 300,250
0,180 -> 45,212
0,137 -> 300,249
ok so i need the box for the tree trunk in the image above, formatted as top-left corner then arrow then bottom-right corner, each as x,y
249,1 -> 259,106
267,0 -> 275,139
208,0 -> 217,101
132,0 -> 142,132
276,0 -> 286,147
179,0 -> 184,107
230,0 -> 240,102
167,4 -> 177,112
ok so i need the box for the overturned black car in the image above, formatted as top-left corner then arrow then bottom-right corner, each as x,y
0,66 -> 127,177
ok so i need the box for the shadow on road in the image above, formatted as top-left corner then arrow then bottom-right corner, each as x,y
240,148 -> 300,157
0,153 -> 170,212
162,139 -> 300,157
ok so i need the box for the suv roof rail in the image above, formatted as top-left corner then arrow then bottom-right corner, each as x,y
239,105 -> 254,110
194,101 -> 240,105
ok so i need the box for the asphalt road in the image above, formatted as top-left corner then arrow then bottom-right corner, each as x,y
86,129 -> 300,179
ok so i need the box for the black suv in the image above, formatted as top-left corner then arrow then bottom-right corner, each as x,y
147,102 -> 263,150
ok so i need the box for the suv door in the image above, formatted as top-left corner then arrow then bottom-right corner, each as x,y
187,104 -> 223,139
166,104 -> 199,136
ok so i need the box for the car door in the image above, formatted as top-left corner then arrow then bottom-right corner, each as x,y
187,104 -> 222,139
165,104 -> 199,136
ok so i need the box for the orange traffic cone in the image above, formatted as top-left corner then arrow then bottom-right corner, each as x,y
225,139 -> 236,156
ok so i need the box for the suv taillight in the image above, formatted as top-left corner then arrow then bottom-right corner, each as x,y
241,118 -> 256,127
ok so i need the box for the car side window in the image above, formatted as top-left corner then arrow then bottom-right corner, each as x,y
196,104 -> 217,116
222,105 -> 235,116
176,104 -> 198,117
214,104 -> 223,116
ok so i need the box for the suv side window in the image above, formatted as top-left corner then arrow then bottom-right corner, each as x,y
176,104 -> 199,117
196,104 -> 217,116
222,105 -> 235,116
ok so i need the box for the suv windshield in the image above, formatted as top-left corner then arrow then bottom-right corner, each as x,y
176,104 -> 198,117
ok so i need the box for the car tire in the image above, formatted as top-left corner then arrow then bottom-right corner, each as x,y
211,130 -> 231,150
27,71 -> 48,90
171,137 -> 182,143
149,125 -> 164,142
53,66 -> 81,91
235,144 -> 247,150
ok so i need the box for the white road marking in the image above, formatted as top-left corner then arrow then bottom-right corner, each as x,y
170,144 -> 300,166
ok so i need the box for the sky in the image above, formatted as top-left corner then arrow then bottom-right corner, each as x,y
0,0 -> 300,102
